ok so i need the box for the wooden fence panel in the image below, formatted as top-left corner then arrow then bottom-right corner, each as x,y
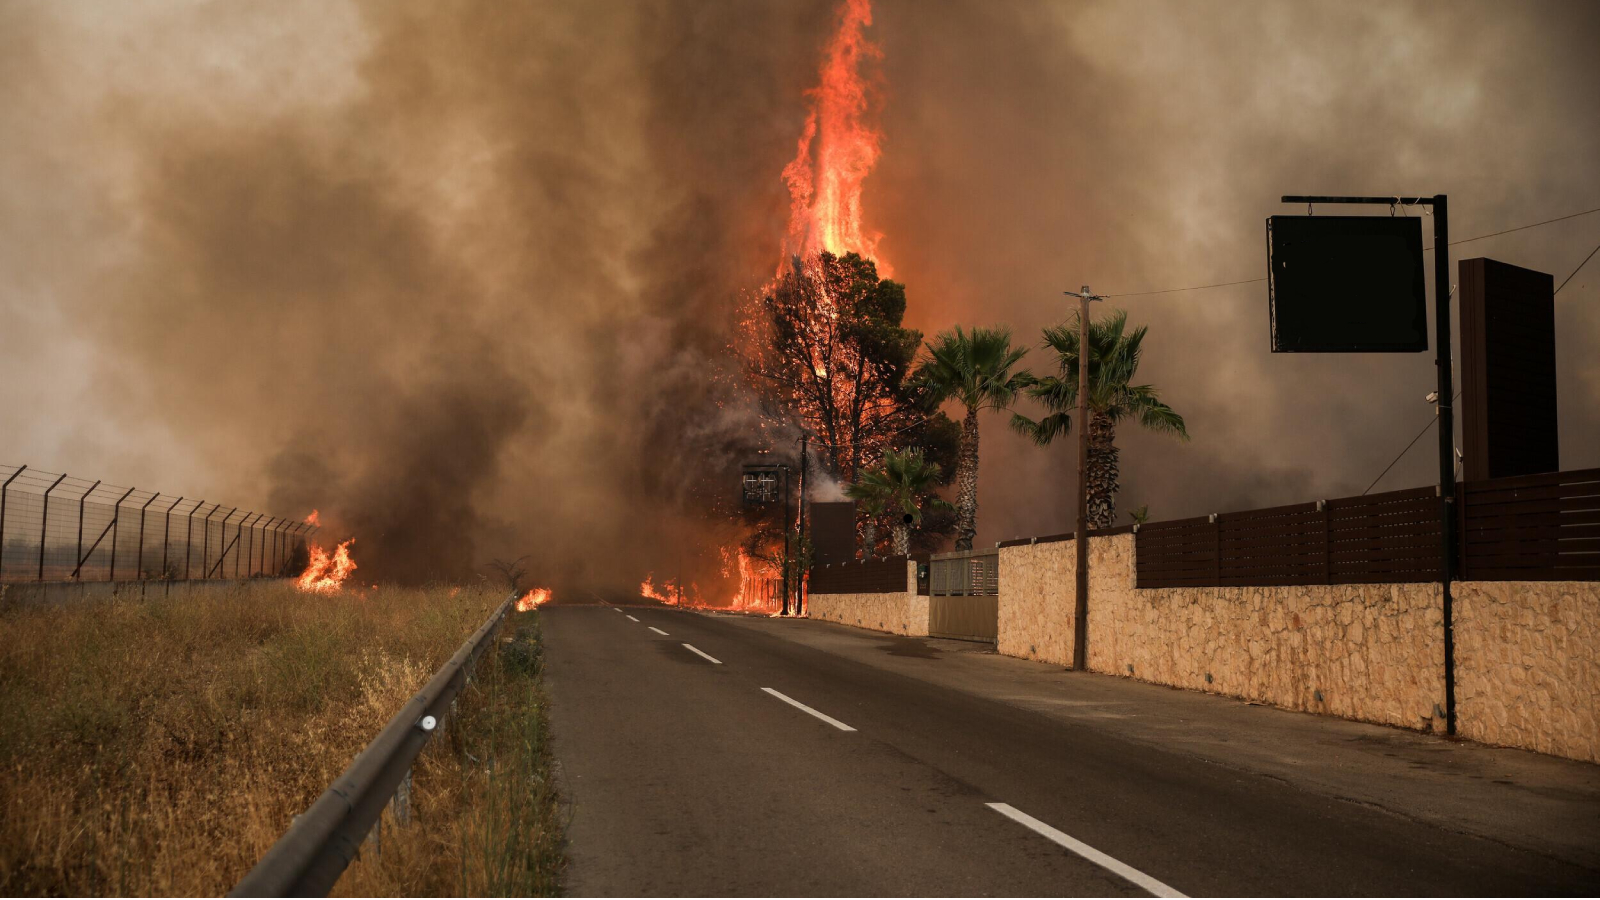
809,556 -> 921,595
1460,467 -> 1600,581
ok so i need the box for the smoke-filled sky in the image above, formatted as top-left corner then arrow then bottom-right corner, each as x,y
3,0 -> 1598,588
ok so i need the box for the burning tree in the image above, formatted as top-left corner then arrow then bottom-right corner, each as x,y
749,250 -> 947,484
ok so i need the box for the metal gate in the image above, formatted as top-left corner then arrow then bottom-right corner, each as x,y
928,549 -> 999,643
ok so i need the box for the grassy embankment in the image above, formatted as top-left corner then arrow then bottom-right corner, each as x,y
0,580 -> 563,896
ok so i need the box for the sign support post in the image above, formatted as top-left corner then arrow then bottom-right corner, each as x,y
1279,194 -> 1454,735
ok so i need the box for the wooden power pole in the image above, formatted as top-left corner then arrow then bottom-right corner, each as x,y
1066,285 -> 1103,671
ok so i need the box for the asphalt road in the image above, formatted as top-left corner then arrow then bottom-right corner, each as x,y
541,601 -> 1600,897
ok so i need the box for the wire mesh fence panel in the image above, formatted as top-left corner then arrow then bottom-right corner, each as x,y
0,464 -> 313,584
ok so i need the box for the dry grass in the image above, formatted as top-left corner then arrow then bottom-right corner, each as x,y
0,579 -> 507,896
334,611 -> 565,897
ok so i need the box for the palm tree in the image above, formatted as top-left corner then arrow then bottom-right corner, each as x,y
846,448 -> 954,556
1012,309 -> 1187,529
911,326 -> 1032,551
851,491 -> 888,561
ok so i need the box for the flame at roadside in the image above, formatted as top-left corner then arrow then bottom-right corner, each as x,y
640,574 -> 679,605
516,587 -> 553,612
296,539 -> 357,593
304,509 -> 321,527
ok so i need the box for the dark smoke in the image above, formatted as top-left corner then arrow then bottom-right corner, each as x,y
1,0 -> 1597,586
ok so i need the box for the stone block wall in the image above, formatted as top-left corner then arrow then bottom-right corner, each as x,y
807,561 -> 927,636
998,534 -> 1447,732
1454,580 -> 1600,763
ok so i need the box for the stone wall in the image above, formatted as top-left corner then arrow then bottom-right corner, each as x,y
807,561 -> 927,636
1454,580 -> 1600,763
998,534 -> 1448,732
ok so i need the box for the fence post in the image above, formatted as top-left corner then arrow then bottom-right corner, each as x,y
135,493 -> 158,580
257,516 -> 272,576
162,496 -> 183,580
0,465 -> 27,582
186,501 -> 203,581
1318,499 -> 1331,585
1456,487 -> 1469,580
242,513 -> 256,578
73,481 -> 101,581
39,473 -> 67,581
256,517 -> 270,576
107,486 -> 136,581
1209,514 -> 1221,586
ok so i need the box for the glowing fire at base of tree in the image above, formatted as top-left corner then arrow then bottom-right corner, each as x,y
296,539 -> 357,593
639,575 -> 680,605
516,587 -> 553,611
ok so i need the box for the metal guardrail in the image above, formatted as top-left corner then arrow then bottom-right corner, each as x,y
929,549 -> 999,596
230,591 -> 517,897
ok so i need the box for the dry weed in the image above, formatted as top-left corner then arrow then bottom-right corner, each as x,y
0,580 -> 500,896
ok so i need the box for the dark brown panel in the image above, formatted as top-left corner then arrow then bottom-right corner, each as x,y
1459,257 -> 1559,481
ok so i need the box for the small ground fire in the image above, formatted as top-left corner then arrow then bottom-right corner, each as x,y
516,587 -> 553,612
296,539 -> 357,593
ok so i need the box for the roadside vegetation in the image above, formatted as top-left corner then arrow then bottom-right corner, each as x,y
0,579 -> 561,896
335,608 -> 564,896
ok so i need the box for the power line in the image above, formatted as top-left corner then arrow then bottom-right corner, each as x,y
1554,239 -> 1600,295
1361,392 -> 1459,496
1102,203 -> 1600,298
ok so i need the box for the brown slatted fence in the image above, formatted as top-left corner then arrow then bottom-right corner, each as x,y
1460,467 -> 1600,581
808,556 -> 913,594
1326,486 -> 1443,584
1217,501 -> 1326,586
1137,486 -> 1444,588
1135,516 -> 1217,588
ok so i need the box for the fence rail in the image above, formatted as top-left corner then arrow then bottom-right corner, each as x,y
0,464 -> 314,584
1460,467 -> 1600,581
1136,469 -> 1600,589
231,592 -> 517,897
808,555 -> 922,595
930,549 -> 999,596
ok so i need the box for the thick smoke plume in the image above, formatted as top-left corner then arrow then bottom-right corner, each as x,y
2,0 -> 1598,587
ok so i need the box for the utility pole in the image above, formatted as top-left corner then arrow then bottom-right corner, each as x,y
797,435 -> 809,617
1065,285 -> 1103,671
780,464 -> 792,617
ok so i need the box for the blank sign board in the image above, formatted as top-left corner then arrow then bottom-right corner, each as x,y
1266,215 -> 1427,352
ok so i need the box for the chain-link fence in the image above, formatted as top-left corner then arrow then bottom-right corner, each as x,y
0,464 -> 316,584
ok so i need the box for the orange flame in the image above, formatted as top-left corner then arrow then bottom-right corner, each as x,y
516,587 -> 553,612
640,574 -> 678,605
782,0 -> 886,273
721,544 -> 785,616
304,509 -> 321,527
296,538 -> 357,593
